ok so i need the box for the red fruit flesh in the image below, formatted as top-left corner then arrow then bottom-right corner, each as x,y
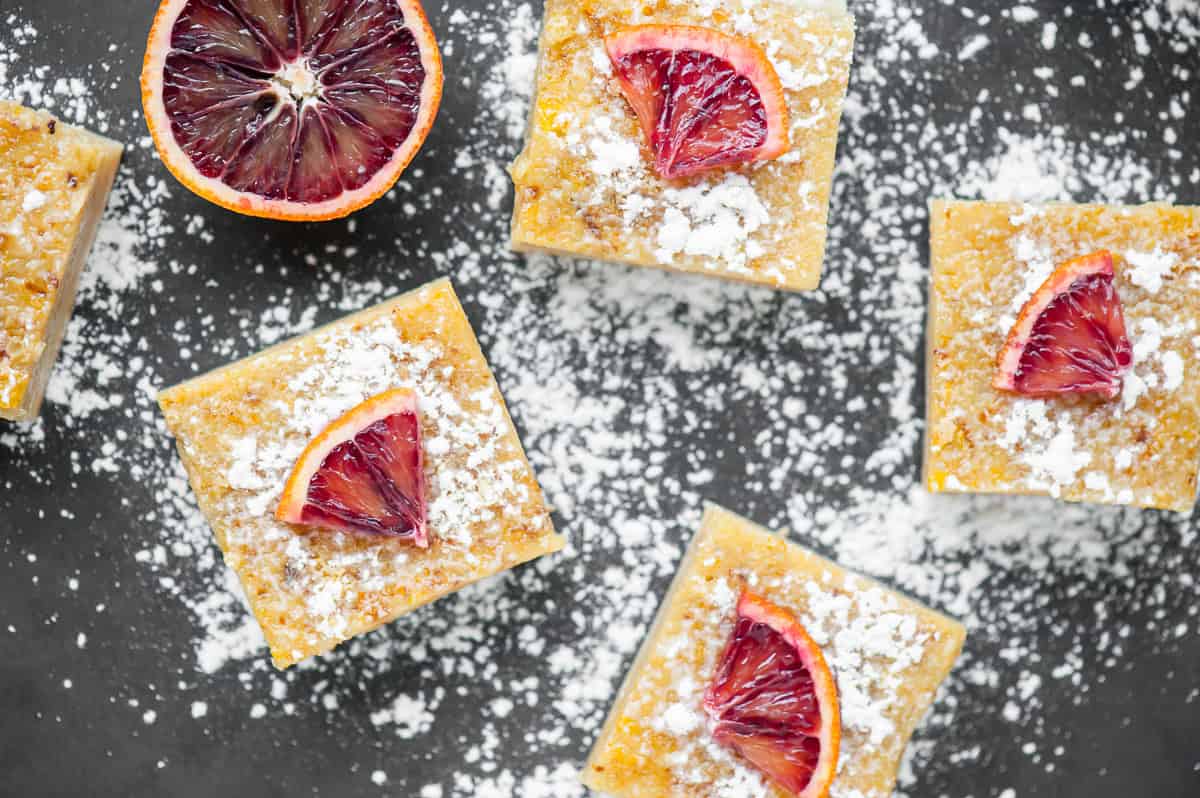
605,26 -> 789,180
280,392 -> 428,545
704,591 -> 839,797
995,251 -> 1133,399
613,50 -> 766,177
162,0 -> 426,203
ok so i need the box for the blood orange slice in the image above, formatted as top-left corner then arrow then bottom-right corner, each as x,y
142,0 -> 443,221
994,250 -> 1133,399
276,388 -> 428,545
604,25 -> 790,180
704,590 -> 840,798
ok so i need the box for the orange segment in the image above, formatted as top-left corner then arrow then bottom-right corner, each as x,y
704,589 -> 840,798
141,0 -> 443,221
604,25 -> 790,180
994,250 -> 1133,399
276,388 -> 428,546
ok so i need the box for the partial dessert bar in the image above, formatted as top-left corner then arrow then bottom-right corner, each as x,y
158,279 -> 563,668
925,200 -> 1200,511
0,100 -> 123,421
509,0 -> 854,291
583,503 -> 965,798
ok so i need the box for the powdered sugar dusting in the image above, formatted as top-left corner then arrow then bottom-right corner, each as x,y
802,577 -> 932,782
998,401 -> 1092,498
655,174 -> 771,271
222,317 -> 521,551
4,2 -> 1200,797
1125,246 -> 1180,294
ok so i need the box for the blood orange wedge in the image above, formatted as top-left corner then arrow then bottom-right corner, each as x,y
703,590 -> 840,798
276,388 -> 428,545
994,250 -> 1133,399
141,0 -> 443,221
604,25 -> 790,180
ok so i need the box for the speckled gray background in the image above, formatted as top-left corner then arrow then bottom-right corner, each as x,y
2,1 -> 1199,797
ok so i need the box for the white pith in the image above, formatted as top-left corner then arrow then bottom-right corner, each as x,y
275,59 -> 321,102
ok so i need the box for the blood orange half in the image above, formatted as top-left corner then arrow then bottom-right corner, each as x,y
277,388 -> 428,545
142,0 -> 443,221
604,25 -> 790,180
994,250 -> 1133,399
704,590 -> 840,798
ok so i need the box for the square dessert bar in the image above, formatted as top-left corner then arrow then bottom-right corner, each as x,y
159,279 -> 563,668
583,504 -> 965,798
509,0 -> 854,291
925,200 -> 1200,511
0,100 -> 123,421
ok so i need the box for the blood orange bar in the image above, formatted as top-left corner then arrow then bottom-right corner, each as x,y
583,504 -> 965,797
158,279 -> 563,668
925,200 -> 1200,511
0,100 -> 122,421
509,0 -> 854,291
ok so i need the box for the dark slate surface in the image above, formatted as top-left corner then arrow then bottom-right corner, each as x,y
1,1 -> 1199,797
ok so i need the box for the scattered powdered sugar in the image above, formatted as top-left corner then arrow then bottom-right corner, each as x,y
655,174 -> 770,271
571,104 -> 773,274
801,578 -> 932,758
480,2 -> 540,144
572,112 -> 651,227
192,570 -> 268,674
222,318 -> 521,552
21,188 -> 46,212
998,402 -> 1091,498
0,18 -> 112,132
1001,231 -> 1057,330
657,701 -> 701,736
958,34 -> 990,62
1125,246 -> 1180,294
370,691 -> 441,738
954,128 -> 1162,204
584,116 -> 642,182
1161,350 -> 1185,391
3,2 -> 1200,797
1122,316 -> 1193,411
